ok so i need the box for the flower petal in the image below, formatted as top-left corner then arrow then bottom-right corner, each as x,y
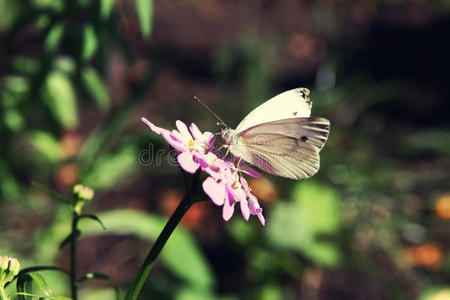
176,120 -> 192,141
222,192 -> 235,221
248,194 -> 265,225
240,197 -> 250,221
189,123 -> 203,140
177,152 -> 199,173
202,177 -> 225,206
256,211 -> 265,226
240,165 -> 262,178
141,118 -> 170,135
203,131 -> 215,146
163,132 -> 188,152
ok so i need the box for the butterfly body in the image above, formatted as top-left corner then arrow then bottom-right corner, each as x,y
222,88 -> 330,180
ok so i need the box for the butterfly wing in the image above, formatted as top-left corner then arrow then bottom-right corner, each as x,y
229,118 -> 330,179
235,88 -> 312,133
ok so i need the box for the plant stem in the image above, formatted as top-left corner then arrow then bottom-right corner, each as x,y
70,212 -> 79,300
125,192 -> 196,300
0,286 -> 8,300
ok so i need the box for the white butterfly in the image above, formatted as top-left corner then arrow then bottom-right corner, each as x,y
221,88 -> 330,180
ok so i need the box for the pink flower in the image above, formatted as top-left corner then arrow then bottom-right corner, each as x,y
142,118 -> 215,173
201,157 -> 265,226
142,117 -> 265,225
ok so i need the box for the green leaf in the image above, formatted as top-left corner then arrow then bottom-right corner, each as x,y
0,162 -> 20,199
176,287 -> 216,300
77,209 -> 215,289
28,131 -> 62,164
81,66 -> 110,111
59,229 -> 81,249
100,0 -> 115,20
267,182 -> 342,267
404,130 -> 450,156
78,214 -> 107,230
32,0 -> 64,11
11,56 -> 40,74
17,273 -> 54,299
81,145 -> 139,190
44,23 -> 65,53
135,0 -> 153,37
82,25 -> 98,61
53,56 -> 76,74
16,273 -> 33,300
0,0 -> 21,30
28,273 -> 53,296
292,181 -> 341,233
419,287 -> 450,300
3,108 -> 25,132
78,273 -> 120,300
31,181 -> 69,204
43,71 -> 78,129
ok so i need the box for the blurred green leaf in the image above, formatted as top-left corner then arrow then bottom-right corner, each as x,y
292,182 -> 341,233
259,285 -> 282,300
3,109 -> 25,132
82,25 -> 98,61
77,209 -> 215,289
100,0 -> 115,20
43,71 -> 78,130
3,75 -> 28,95
81,145 -> 139,189
31,181 -> 69,204
81,66 -> 110,111
78,273 -> 120,300
305,242 -> 341,267
419,287 -> 450,300
53,56 -> 76,74
0,0 -> 21,31
176,287 -> 216,300
135,0 -> 153,37
78,0 -> 92,8
11,56 -> 40,74
44,23 -> 65,53
77,102 -> 136,174
32,0 -> 64,11
404,130 -> 450,156
267,182 -> 341,267
78,288 -> 118,300
0,162 -> 20,199
28,130 -> 62,163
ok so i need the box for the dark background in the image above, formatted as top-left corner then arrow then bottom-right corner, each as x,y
1,0 -> 449,299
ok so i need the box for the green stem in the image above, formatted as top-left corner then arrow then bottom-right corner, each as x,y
70,212 -> 79,300
124,192 -> 196,300
0,286 -> 8,300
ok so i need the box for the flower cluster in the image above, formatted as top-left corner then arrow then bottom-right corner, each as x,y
0,255 -> 20,287
142,118 -> 265,225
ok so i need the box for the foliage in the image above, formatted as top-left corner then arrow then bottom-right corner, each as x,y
1,0 -> 449,299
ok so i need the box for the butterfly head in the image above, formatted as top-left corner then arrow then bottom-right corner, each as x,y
221,128 -> 237,146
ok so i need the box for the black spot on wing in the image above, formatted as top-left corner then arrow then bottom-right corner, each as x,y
300,136 -> 308,142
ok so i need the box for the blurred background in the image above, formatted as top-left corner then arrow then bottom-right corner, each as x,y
1,0 -> 450,299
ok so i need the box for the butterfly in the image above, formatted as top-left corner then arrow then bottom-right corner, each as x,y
221,88 -> 330,180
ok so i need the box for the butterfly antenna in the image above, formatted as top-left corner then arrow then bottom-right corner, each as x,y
194,96 -> 228,128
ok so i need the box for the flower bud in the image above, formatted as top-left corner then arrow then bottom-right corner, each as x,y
0,255 -> 20,287
73,184 -> 94,214
73,184 -> 94,201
